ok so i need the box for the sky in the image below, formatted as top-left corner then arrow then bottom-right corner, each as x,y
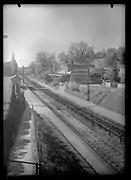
3,4 -> 125,67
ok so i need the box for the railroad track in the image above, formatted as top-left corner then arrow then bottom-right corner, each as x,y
35,112 -> 98,175
24,77 -> 125,173
25,77 -> 124,139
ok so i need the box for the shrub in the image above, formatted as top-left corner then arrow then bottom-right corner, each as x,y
71,81 -> 79,91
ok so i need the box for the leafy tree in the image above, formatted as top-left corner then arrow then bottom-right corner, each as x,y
67,41 -> 95,100
103,68 -> 113,80
119,49 -> 125,65
57,52 -> 68,64
116,46 -> 125,64
113,66 -> 120,82
29,62 -> 36,76
103,47 -> 120,84
103,64 -> 120,83
57,42 -> 95,72
36,51 -> 48,71
95,49 -> 106,59
35,52 -> 58,78
57,52 -> 70,72
105,48 -> 116,66
45,53 -> 57,72
52,61 -> 60,73
35,51 -> 49,78
68,41 -> 95,64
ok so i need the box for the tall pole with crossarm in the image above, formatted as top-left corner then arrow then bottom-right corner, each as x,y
85,58 -> 93,101
87,65 -> 90,101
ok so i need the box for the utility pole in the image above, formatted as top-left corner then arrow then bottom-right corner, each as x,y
22,66 -> 24,83
87,65 -> 90,101
101,67 -> 103,80
101,67 -> 105,82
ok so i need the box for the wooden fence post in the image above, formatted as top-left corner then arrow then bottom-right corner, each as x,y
36,162 -> 39,175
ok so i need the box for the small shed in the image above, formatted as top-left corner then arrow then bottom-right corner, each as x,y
70,62 -> 99,84
71,63 -> 89,83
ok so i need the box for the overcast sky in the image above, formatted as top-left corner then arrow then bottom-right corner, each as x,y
3,4 -> 125,67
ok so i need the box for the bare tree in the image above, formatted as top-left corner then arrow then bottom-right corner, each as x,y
68,41 -> 95,100
35,51 -> 58,78
68,41 -> 95,63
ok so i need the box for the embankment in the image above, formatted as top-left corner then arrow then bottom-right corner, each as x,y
4,83 -> 26,173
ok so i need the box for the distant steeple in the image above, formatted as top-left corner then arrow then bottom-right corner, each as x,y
10,52 -> 18,75
12,52 -> 15,61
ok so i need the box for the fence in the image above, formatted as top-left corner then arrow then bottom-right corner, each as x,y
9,160 -> 43,175
8,105 -> 44,176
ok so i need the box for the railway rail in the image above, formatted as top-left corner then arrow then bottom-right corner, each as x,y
25,77 -> 124,139
23,77 -> 125,173
35,112 -> 98,175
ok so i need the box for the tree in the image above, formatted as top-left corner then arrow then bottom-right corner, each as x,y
57,52 -> 70,73
35,51 -> 49,78
68,41 -> 95,64
68,41 -> 95,100
52,61 -> 60,73
57,52 -> 68,64
36,51 -> 48,71
118,47 -> 125,65
105,48 -> 116,66
116,46 -> 125,64
29,62 -> 36,76
103,47 -> 120,85
95,49 -> 106,59
113,66 -> 120,83
103,64 -> 120,83
121,51 -> 125,65
103,68 -> 114,81
45,53 -> 57,72
35,52 -> 58,77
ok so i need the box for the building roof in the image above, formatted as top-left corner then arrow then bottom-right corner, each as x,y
57,71 -> 71,74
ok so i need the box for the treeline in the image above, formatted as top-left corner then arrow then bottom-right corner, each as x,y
26,41 -> 125,83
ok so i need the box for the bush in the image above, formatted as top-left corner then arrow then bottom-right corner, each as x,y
111,81 -> 118,87
71,81 -> 79,91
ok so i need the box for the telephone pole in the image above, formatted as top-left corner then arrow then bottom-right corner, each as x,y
22,66 -> 25,83
87,65 -> 90,101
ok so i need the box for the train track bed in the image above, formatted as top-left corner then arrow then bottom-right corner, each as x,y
26,77 -> 124,131
26,77 -> 124,134
33,110 -> 97,176
24,77 -> 125,173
